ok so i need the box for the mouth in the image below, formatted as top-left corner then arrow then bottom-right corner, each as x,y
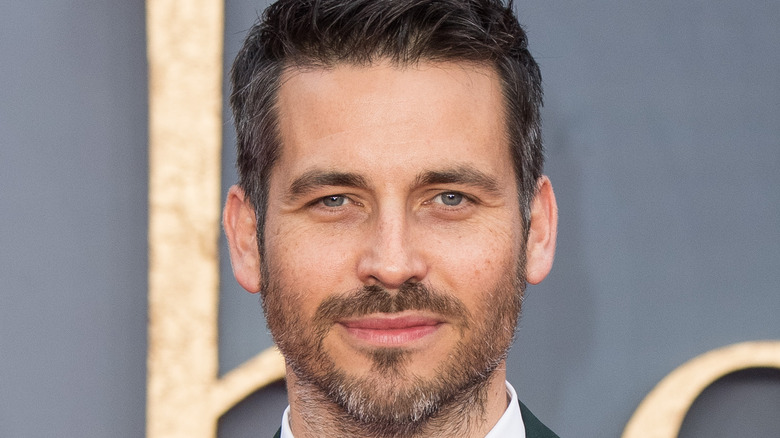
337,313 -> 444,347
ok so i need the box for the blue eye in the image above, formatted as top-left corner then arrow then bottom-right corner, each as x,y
322,195 -> 347,207
438,192 -> 463,206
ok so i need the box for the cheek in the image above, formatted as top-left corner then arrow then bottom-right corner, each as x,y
426,223 -> 521,297
264,221 -> 359,301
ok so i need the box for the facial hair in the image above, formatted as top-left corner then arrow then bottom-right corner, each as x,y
261,264 -> 525,437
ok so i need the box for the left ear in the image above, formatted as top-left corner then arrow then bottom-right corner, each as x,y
525,176 -> 558,285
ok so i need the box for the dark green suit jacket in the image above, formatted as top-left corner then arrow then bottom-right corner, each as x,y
271,401 -> 558,437
518,401 -> 559,437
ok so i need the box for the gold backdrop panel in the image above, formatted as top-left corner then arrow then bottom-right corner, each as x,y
146,1 -> 285,437
623,340 -> 780,438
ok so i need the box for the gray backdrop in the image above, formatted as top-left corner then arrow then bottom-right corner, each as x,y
2,1 -> 778,437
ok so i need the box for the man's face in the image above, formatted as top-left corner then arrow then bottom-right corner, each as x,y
261,61 -> 526,427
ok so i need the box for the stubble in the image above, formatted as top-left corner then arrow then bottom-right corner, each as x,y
262,265 -> 525,437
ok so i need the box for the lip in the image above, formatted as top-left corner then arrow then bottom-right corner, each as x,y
338,314 -> 444,347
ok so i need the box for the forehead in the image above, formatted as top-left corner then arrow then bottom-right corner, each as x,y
273,60 -> 511,183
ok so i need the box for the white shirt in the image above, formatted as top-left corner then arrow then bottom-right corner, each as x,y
280,381 -> 526,438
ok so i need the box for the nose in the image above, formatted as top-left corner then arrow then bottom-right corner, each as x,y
356,209 -> 428,289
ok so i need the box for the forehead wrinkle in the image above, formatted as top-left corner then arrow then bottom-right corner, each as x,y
412,165 -> 503,196
287,169 -> 371,199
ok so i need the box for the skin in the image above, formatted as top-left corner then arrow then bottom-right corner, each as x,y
224,60 -> 558,437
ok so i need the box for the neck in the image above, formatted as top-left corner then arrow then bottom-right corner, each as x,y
285,363 -> 509,438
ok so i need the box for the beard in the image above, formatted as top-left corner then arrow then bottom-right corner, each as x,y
261,261 -> 525,437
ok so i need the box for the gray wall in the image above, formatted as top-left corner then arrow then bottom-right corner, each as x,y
1,1 -> 778,437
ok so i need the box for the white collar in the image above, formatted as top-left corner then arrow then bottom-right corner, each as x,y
280,381 -> 525,438
485,381 -> 526,438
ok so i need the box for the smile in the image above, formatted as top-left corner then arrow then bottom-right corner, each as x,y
338,314 -> 444,347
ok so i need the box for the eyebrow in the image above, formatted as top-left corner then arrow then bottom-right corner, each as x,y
414,166 -> 503,195
286,165 -> 503,199
287,169 -> 371,199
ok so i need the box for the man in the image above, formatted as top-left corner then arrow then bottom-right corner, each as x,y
223,0 -> 559,436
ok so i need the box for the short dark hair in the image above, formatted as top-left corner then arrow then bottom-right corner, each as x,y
230,0 -> 543,248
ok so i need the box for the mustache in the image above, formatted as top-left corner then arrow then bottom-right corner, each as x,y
313,283 -> 469,329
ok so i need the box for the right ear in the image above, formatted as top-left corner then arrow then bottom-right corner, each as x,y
223,185 -> 262,293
